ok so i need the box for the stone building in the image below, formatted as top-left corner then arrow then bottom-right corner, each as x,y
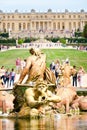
0,9 -> 87,38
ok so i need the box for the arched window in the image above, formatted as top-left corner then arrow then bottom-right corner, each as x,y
12,15 -> 14,18
3,16 -> 5,18
73,15 -> 76,18
62,22 -> 65,30
27,16 -> 30,18
58,15 -> 60,18
41,15 -> 43,18
23,15 -> 25,18
53,15 -> 56,19
69,15 -> 71,18
19,23 -> 21,31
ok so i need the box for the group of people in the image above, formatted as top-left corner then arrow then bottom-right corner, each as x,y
72,65 -> 85,87
0,57 -> 27,88
50,59 -> 85,87
0,66 -> 16,88
0,51 -> 86,89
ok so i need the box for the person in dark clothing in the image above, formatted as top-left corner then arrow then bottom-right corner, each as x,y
72,65 -> 77,87
4,68 -> 10,87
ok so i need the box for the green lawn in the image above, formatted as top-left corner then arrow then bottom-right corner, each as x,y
0,48 -> 87,72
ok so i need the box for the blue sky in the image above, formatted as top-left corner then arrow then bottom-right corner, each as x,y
0,0 -> 87,12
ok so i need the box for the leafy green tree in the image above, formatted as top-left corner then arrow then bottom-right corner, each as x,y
18,38 -> 24,44
59,38 -> 66,44
83,24 -> 87,38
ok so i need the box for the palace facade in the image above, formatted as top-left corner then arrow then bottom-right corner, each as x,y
0,9 -> 87,38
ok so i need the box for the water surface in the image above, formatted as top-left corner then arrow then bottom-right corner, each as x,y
0,113 -> 87,130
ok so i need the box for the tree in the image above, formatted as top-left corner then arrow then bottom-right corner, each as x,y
18,38 -> 24,44
83,24 -> 87,38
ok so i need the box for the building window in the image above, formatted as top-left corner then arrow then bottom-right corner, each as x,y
27,16 -> 30,18
41,15 -> 43,18
19,23 -> 21,31
19,16 -> 21,18
53,15 -> 56,18
69,15 -> 71,18
85,15 -> 87,18
62,22 -> 65,29
78,15 -> 80,18
12,16 -> 14,18
8,16 -> 10,19
23,15 -> 25,18
73,15 -> 76,18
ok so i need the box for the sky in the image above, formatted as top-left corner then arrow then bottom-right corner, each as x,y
0,0 -> 87,12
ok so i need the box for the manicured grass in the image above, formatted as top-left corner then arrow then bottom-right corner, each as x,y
0,48 -> 87,72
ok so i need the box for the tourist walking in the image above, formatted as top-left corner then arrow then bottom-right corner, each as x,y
16,57 -> 21,74
55,59 -> 61,85
10,68 -> 16,87
72,65 -> 77,87
50,61 -> 55,73
4,68 -> 10,88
